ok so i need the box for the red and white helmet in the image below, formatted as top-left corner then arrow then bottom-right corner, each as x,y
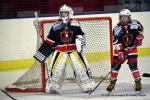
119,9 -> 131,23
59,4 -> 73,23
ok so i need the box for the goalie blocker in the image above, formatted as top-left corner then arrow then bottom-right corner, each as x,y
34,41 -> 53,63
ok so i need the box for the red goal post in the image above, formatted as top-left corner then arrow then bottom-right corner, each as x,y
6,16 -> 113,92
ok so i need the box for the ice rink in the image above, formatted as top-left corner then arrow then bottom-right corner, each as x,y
0,56 -> 150,100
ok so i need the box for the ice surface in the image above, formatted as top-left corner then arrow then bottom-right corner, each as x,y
0,56 -> 150,100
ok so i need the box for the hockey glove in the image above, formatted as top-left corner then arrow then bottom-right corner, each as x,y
75,35 -> 86,53
118,50 -> 126,63
134,32 -> 144,47
34,41 -> 53,63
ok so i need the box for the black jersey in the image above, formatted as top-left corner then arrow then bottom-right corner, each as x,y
46,19 -> 85,47
34,19 -> 85,63
113,20 -> 144,48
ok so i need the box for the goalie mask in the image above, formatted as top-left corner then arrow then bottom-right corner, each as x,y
59,4 -> 73,24
119,9 -> 131,24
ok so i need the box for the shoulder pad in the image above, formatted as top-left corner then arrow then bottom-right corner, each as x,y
53,22 -> 63,31
131,20 -> 142,26
70,20 -> 80,27
113,25 -> 123,36
131,20 -> 139,24
130,20 -> 143,30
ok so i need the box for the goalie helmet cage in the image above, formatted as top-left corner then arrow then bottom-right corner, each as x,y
5,16 -> 113,93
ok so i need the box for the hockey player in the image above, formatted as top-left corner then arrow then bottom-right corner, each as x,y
34,4 -> 95,94
107,9 -> 144,92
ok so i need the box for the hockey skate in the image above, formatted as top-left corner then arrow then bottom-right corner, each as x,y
46,83 -> 61,94
49,86 -> 61,94
106,81 -> 116,92
81,80 -> 95,93
135,80 -> 142,91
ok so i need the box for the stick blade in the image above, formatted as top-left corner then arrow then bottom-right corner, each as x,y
142,73 -> 150,77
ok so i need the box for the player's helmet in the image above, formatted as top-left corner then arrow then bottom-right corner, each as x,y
119,9 -> 131,24
59,4 -> 73,23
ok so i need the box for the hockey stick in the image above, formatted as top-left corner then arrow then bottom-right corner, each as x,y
34,12 -> 52,91
0,89 -> 17,100
142,73 -> 150,77
34,12 -> 40,34
34,12 -> 43,49
44,59 -> 52,84
89,46 -> 136,95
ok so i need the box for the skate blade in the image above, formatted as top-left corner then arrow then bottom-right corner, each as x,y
49,89 -> 61,95
135,90 -> 141,95
106,90 -> 114,95
106,91 -> 111,95
50,91 -> 61,95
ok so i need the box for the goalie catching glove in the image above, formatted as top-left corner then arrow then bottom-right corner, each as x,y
75,35 -> 86,53
34,41 -> 53,63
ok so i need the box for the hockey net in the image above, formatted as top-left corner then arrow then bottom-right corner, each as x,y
6,16 -> 113,92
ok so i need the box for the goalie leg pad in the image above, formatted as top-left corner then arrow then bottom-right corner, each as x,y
48,51 -> 68,94
76,70 -> 95,92
69,51 -> 95,92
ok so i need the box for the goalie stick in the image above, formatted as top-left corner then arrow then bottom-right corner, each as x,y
0,89 -> 17,100
142,73 -> 150,77
89,46 -> 136,95
34,12 -> 52,90
34,12 -> 43,49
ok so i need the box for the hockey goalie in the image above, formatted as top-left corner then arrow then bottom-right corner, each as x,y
34,4 -> 95,94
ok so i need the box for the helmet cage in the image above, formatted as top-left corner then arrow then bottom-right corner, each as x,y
59,4 -> 73,23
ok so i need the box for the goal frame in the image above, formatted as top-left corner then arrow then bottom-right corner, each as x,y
5,16 -> 113,93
